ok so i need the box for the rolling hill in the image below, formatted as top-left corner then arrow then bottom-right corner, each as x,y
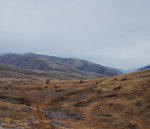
138,64 -> 150,71
0,53 -> 122,79
0,68 -> 149,129
0,63 -> 96,80
0,62 -> 51,79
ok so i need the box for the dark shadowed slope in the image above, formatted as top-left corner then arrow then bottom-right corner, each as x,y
139,64 -> 150,71
0,53 -> 122,79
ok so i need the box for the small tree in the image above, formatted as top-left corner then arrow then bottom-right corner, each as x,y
79,80 -> 83,83
46,78 -> 50,84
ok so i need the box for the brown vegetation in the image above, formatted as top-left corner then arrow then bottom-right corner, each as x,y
0,70 -> 150,129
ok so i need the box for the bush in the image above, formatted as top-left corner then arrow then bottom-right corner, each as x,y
36,86 -> 43,90
79,80 -> 83,83
26,103 -> 31,106
121,78 -> 127,81
46,79 -> 50,84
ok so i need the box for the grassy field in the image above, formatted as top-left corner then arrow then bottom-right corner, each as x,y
0,69 -> 150,129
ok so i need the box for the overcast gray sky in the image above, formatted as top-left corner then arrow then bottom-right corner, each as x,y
0,0 -> 150,69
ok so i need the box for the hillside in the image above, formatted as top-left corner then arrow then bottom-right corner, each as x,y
0,63 -> 93,80
0,69 -> 149,129
0,53 -> 122,79
139,64 -> 150,71
23,53 -> 122,75
0,63 -> 46,79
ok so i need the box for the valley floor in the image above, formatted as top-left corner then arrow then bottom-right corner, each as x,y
0,70 -> 150,129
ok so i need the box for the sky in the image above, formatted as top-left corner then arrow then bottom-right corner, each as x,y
0,0 -> 150,69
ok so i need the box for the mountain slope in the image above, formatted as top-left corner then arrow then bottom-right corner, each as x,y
0,62 -> 51,79
0,53 -> 122,78
0,63 -> 96,80
23,53 -> 122,75
138,64 -> 150,71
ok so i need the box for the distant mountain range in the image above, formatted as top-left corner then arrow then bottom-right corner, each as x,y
138,64 -> 150,71
0,53 -> 122,79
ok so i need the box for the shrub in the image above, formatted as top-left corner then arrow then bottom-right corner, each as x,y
36,86 -> 43,90
79,80 -> 83,83
121,78 -> 127,81
113,86 -> 122,90
26,103 -> 31,106
46,79 -> 50,84
54,86 -> 59,89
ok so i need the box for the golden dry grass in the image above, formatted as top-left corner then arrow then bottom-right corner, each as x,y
0,70 -> 150,129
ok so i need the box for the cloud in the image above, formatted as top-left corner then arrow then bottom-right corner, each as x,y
0,0 -> 150,68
